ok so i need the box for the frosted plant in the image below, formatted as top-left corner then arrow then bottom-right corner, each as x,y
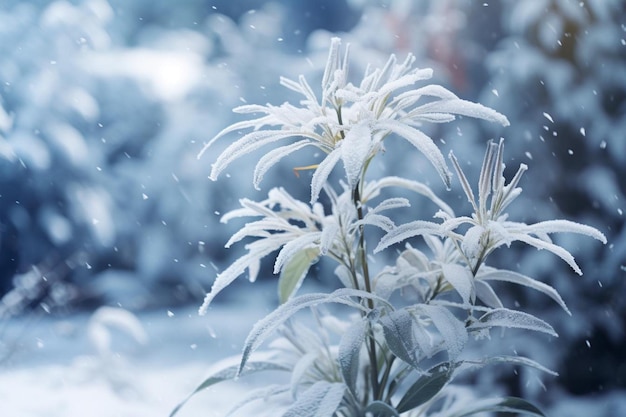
172,38 -> 606,417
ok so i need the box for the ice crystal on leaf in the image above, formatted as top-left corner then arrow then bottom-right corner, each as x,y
200,37 -> 509,203
444,139 -> 607,275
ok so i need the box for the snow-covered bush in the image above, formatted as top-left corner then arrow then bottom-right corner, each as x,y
173,37 -> 605,416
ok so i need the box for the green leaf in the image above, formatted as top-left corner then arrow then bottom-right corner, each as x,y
169,361 -> 290,417
365,401 -> 400,417
278,247 -> 319,303
395,362 -> 456,413
450,396 -> 546,417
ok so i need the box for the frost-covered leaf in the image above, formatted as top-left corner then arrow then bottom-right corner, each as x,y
359,213 -> 396,232
364,176 -> 454,217
370,197 -> 411,214
278,247 -> 320,303
283,381 -> 346,417
239,289 -> 392,376
395,362 -> 456,413
341,122 -> 372,190
478,268 -> 569,314
376,119 -> 451,188
480,355 -> 557,376
380,310 -> 422,369
199,236 -> 293,315
374,220 -> 442,253
449,396 -> 546,417
338,316 -> 367,397
410,99 -> 510,127
311,147 -> 342,203
469,308 -> 557,337
417,304 -> 467,359
364,401 -> 400,417
169,361 -> 290,417
210,129 -> 309,180
506,232 -> 585,275
441,263 -> 475,305
274,234 -> 321,274
290,352 -> 319,398
254,140 -> 313,189
226,385 -> 290,417
474,280 -> 503,309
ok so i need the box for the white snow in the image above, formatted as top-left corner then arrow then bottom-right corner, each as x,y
0,302 -> 263,417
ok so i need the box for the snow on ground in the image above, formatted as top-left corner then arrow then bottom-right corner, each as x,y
1,290 -> 625,417
0,301 -> 264,417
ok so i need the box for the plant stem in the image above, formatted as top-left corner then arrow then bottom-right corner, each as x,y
353,184 -> 380,401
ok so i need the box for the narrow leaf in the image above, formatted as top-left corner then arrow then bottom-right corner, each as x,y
239,289 -> 391,376
478,268 -> 570,315
169,361 -> 290,417
374,220 -> 442,253
395,362 -> 456,413
441,263 -> 475,305
338,317 -> 367,397
254,140 -> 313,188
282,381 -> 346,417
450,396 -> 546,417
311,147 -> 342,203
364,401 -> 400,417
278,247 -> 320,303
376,119 -> 451,188
469,308 -> 557,337
418,304 -> 467,359
380,310 -> 421,369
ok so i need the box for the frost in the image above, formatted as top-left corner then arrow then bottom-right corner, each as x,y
341,122 -> 373,190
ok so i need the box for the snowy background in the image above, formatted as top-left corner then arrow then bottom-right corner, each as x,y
0,0 -> 624,416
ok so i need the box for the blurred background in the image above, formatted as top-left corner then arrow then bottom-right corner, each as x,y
0,0 -> 624,415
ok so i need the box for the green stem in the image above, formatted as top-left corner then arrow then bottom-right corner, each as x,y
354,184 -> 380,401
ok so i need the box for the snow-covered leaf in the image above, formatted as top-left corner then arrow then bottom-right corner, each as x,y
274,234 -> 320,274
226,385 -> 290,417
341,122 -> 372,190
478,268 -> 570,314
376,119 -> 451,188
469,308 -> 557,337
283,381 -> 346,417
338,316 -> 367,397
239,289 -> 391,376
254,140 -> 313,189
474,280 -> 504,309
290,353 -> 319,398
410,99 -> 510,127
380,310 -> 422,369
311,147 -> 341,203
199,236 -> 292,314
364,176 -> 454,217
359,213 -> 396,232
418,304 -> 467,359
375,220 -> 442,253
441,263 -> 475,305
480,355 -> 557,376
169,361 -> 290,417
370,197 -> 411,214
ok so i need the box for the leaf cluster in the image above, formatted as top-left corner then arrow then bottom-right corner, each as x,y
174,38 -> 606,417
